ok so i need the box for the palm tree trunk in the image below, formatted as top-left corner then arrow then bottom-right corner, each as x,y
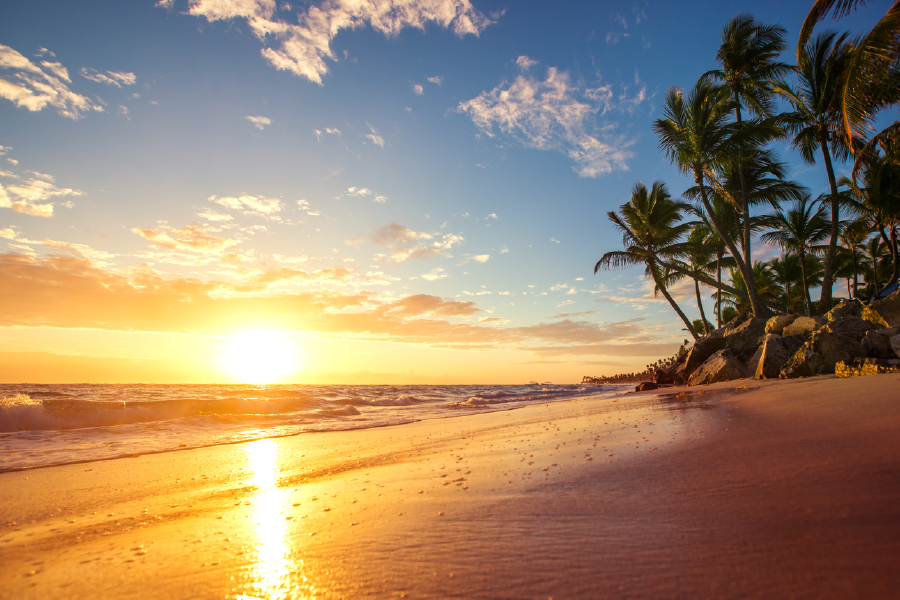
878,224 -> 899,292
657,259 -> 783,311
800,250 -> 813,316
695,173 -> 771,318
817,134 -> 840,313
716,252 -> 722,328
650,264 -> 699,340
694,279 -> 711,335
852,247 -> 859,298
735,105 -> 753,268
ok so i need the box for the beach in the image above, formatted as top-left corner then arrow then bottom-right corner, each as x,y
1,374 -> 899,599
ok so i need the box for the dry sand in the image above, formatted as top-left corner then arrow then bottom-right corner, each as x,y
1,374 -> 899,599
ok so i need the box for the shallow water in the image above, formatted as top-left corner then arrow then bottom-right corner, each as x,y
0,383 -> 628,471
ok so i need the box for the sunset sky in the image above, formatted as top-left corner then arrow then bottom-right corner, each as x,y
0,0 -> 884,383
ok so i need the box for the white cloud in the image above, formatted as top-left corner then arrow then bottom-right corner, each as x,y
80,68 -> 137,87
349,223 -> 463,263
246,115 -> 272,129
421,267 -> 448,281
118,105 -> 130,120
179,0 -> 494,84
487,212 -> 497,219
515,55 -> 537,70
427,76 -> 443,85
365,124 -> 384,148
341,187 -> 386,203
413,83 -> 424,95
0,177 -> 85,218
465,254 -> 489,263
457,60 -> 637,177
500,245 -> 508,254
198,209 -> 234,222
0,44 -> 103,119
550,237 -> 560,243
209,194 -> 284,219
325,127 -> 340,135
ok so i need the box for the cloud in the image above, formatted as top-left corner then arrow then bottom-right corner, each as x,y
198,209 -> 234,222
421,267 -> 447,281
486,212 -> 497,219
427,76 -> 443,85
118,105 -> 130,120
246,115 -> 272,129
365,124 -> 384,147
132,224 -> 239,255
550,237 -> 560,243
349,223 -> 463,263
80,68 -> 137,87
551,309 -> 602,318
515,55 -> 537,70
464,254 -> 490,263
209,194 -> 283,219
457,60 -> 638,177
0,44 -> 103,119
0,177 -> 85,218
178,0 -> 494,84
384,294 -> 478,317
341,187 -> 386,203
413,83 -> 424,95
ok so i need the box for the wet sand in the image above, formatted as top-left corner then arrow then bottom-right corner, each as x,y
1,374 -> 899,599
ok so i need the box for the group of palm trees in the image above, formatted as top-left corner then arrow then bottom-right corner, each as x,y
596,1 -> 899,341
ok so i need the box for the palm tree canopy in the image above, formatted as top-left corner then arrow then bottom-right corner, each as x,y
759,195 -> 833,254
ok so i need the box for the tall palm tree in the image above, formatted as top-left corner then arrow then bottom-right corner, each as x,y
685,227 -> 715,334
837,218 -> 871,297
760,195 -> 832,315
722,261 -> 782,315
775,31 -> 854,313
769,252 -> 805,312
653,80 -> 774,318
703,14 -> 792,266
594,181 -> 699,339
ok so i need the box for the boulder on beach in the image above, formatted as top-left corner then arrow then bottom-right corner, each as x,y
826,299 -> 864,322
681,337 -> 728,378
835,357 -> 900,377
724,317 -> 768,354
688,349 -> 750,385
748,333 -> 804,380
780,330 -> 866,378
635,381 -> 659,391
861,290 -> 900,329
765,314 -> 798,335
782,316 -> 824,338
822,315 -> 877,341
891,334 -> 900,359
861,329 -> 898,359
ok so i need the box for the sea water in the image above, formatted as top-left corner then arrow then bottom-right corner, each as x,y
0,383 -> 627,471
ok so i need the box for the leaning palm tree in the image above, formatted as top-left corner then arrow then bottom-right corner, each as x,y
760,195 -> 832,315
703,14 -> 792,266
775,31 -> 855,313
595,181 -> 699,339
653,80 -> 774,318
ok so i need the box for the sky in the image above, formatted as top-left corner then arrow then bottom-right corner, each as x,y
0,0 -> 890,384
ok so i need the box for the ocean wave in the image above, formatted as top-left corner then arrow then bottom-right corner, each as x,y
347,395 -> 423,407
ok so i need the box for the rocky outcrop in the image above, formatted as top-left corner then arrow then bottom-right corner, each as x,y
892,334 -> 900,359
862,290 -> 900,329
724,317 -> 768,354
688,349 -> 750,385
782,316 -> 824,338
780,330 -> 866,378
765,314 -> 798,335
635,381 -> 659,391
835,357 -> 900,377
822,315 -> 876,341
680,337 -> 728,378
748,334 -> 805,380
826,299 -> 864,322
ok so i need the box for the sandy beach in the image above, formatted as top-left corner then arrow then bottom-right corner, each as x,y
1,374 -> 899,599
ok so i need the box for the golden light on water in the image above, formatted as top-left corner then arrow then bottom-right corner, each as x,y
244,438 -> 292,599
223,331 -> 300,384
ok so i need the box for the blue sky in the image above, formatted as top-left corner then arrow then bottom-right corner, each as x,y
0,0 -> 891,383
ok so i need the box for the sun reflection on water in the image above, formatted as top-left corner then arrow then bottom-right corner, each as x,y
242,438 -> 292,599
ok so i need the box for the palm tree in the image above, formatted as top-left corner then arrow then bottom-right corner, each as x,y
760,195 -> 832,314
859,234 -> 892,296
775,31 -> 854,313
721,262 -> 781,315
769,252 -> 806,312
653,80 -> 774,318
837,218 -> 871,297
703,14 -> 792,266
685,227 -> 715,334
594,181 -> 699,339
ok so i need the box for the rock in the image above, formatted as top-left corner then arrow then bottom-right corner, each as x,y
779,330 -> 866,378
892,334 -> 900,359
826,299 -> 865,321
862,330 -> 896,358
782,316 -> 823,338
748,334 -> 805,380
680,337 -> 728,379
822,315 -> 876,341
765,314 -> 798,335
861,290 -> 900,328
635,381 -> 659,391
835,357 -> 900,377
724,317 -> 768,354
688,349 -> 750,385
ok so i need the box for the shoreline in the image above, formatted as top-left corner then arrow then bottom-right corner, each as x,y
2,374 -> 899,598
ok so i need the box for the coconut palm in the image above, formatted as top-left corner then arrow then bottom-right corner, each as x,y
703,14 -> 792,265
775,31 -> 855,313
837,218 -> 871,297
685,228 -> 715,335
760,195 -> 832,315
653,80 -> 775,318
721,262 -> 782,315
594,181 -> 699,339
769,252 -> 806,312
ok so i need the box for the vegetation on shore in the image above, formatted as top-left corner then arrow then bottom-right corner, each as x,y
590,0 -> 899,384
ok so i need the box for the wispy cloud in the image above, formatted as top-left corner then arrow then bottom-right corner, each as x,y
80,67 -> 136,87
132,224 -> 239,255
421,267 -> 448,281
0,44 -> 104,119
209,194 -> 283,219
365,124 -> 385,148
245,115 -> 272,129
340,186 -> 386,203
0,162 -> 85,217
458,58 -> 640,177
427,75 -> 443,85
413,83 -> 424,95
349,223 -> 463,263
177,0 -> 494,84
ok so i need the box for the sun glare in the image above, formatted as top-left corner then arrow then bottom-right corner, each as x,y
222,330 -> 300,384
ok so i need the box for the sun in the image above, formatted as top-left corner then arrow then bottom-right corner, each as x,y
222,330 -> 300,384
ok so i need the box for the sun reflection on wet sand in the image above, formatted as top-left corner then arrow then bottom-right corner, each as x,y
240,439 -> 292,599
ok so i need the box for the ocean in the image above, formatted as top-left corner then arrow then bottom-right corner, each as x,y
0,383 -> 628,472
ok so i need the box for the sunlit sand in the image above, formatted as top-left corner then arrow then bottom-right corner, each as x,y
2,374 -> 900,598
